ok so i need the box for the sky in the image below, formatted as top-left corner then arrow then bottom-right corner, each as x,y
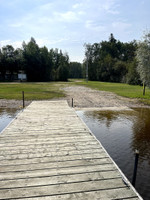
0,0 -> 150,62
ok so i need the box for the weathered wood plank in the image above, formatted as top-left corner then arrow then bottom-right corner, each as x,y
0,152 -> 107,166
0,179 -> 133,199
0,101 -> 143,200
23,188 -> 139,200
0,163 -> 116,180
0,148 -> 104,160
0,157 -> 111,172
0,141 -> 98,152
0,170 -> 121,188
0,145 -> 100,155
0,138 -> 95,146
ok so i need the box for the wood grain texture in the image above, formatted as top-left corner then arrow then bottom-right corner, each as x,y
0,100 -> 143,199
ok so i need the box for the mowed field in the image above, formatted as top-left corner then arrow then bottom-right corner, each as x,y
0,82 -> 67,100
0,80 -> 150,105
76,81 -> 150,105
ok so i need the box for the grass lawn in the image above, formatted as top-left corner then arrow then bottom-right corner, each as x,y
0,82 -> 69,100
75,80 -> 150,105
0,80 -> 150,105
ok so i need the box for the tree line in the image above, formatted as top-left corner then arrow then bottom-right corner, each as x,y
0,32 -> 149,84
84,33 -> 141,85
0,37 -> 71,81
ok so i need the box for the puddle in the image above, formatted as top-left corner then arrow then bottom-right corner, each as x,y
77,107 -> 150,200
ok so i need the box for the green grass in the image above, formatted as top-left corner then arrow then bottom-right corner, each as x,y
0,80 -> 150,105
0,82 -> 68,100
74,80 -> 150,105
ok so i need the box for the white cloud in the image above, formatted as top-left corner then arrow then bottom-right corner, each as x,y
72,3 -> 83,9
38,17 -> 53,24
0,40 -> 22,48
39,2 -> 54,11
102,0 -> 120,14
112,21 -> 131,29
0,37 -> 71,49
110,21 -> 133,41
0,40 -> 11,47
85,20 -> 106,31
78,11 -> 85,15
54,11 -> 79,22
36,37 -> 70,46
0,0 -> 148,62
9,23 -> 23,28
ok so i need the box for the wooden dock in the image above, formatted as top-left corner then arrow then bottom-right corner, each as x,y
0,101 -> 142,199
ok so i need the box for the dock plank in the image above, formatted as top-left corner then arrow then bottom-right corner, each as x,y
0,179 -> 136,199
0,101 -> 143,199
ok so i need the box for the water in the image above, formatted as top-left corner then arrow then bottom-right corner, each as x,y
0,108 -> 19,133
0,107 -> 149,199
77,108 -> 150,200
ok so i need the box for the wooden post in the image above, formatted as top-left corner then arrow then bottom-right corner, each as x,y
143,83 -> 145,96
22,91 -> 25,108
72,98 -> 73,107
132,150 -> 139,187
86,54 -> 88,83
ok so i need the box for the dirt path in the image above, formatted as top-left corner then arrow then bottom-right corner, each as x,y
0,85 -> 146,109
62,86 -> 145,109
0,100 -> 31,109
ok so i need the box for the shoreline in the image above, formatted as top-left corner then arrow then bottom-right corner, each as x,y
0,85 -> 149,110
0,99 -> 32,109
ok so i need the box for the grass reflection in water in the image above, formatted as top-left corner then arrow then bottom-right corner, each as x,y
77,108 -> 150,200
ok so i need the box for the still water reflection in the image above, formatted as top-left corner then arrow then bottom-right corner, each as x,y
77,108 -> 150,200
0,108 -> 19,133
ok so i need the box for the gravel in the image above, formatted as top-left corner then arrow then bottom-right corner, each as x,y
62,86 -> 145,109
0,85 -> 146,109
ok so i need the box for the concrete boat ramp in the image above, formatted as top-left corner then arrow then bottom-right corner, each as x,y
0,101 -> 142,199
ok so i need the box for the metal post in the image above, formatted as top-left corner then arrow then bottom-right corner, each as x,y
72,98 -> 73,107
22,91 -> 25,108
132,150 -> 139,187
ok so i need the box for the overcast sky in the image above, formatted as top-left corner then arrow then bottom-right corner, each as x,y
0,0 -> 149,62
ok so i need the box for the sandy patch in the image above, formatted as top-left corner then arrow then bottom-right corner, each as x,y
0,85 -> 147,109
62,86 -> 145,109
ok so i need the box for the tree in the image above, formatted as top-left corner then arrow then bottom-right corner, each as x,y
125,58 -> 141,85
0,37 -> 70,82
40,46 -> 52,81
57,52 -> 69,81
84,34 -> 138,84
69,62 -> 83,78
84,43 -> 99,81
136,32 -> 150,94
0,45 -> 17,81
22,37 -> 42,81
